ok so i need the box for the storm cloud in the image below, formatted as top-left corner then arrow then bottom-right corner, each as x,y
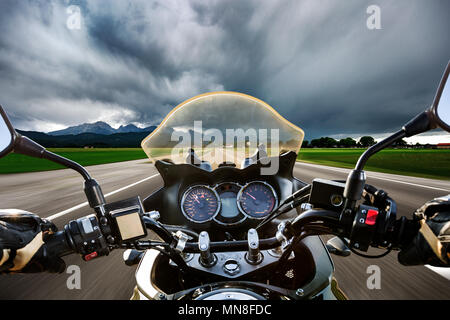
0,0 -> 449,139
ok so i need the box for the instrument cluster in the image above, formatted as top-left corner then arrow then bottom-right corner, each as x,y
181,181 -> 278,226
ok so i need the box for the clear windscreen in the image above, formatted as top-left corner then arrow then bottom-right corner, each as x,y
141,92 -> 304,170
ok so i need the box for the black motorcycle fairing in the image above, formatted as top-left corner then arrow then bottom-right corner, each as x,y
142,151 -> 307,236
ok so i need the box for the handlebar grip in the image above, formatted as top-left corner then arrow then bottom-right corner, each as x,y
389,216 -> 420,250
45,231 -> 74,257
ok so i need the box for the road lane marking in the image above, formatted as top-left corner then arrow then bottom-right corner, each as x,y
46,173 -> 160,221
367,178 -> 450,192
425,265 -> 450,281
295,162 -> 450,192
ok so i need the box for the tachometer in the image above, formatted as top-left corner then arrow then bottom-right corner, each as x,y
238,181 -> 277,219
181,185 -> 220,223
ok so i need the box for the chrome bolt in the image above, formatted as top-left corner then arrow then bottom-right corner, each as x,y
296,288 -> 304,296
158,293 -> 166,300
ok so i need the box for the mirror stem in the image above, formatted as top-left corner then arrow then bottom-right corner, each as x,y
15,135 -> 108,220
343,108 -> 434,213
355,129 -> 406,171
14,134 -> 92,181
343,129 -> 406,213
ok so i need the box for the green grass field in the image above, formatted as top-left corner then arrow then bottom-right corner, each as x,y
297,148 -> 450,180
0,148 -> 148,174
0,147 -> 448,180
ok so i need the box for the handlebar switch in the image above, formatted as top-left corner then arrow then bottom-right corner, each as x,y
198,231 -> 216,267
245,229 -> 263,265
65,214 -> 109,259
349,204 -> 379,251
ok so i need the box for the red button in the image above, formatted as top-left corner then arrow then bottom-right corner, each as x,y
365,209 -> 378,226
84,251 -> 98,261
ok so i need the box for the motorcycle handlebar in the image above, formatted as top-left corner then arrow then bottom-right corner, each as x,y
45,214 -> 110,259
182,237 -> 281,253
45,230 -> 74,258
44,206 -> 418,260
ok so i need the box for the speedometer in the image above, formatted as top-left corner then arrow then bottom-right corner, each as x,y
238,181 -> 277,219
181,185 -> 220,223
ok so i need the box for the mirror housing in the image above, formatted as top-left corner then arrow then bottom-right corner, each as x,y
430,60 -> 450,132
0,105 -> 51,161
402,61 -> 450,137
0,106 -> 17,158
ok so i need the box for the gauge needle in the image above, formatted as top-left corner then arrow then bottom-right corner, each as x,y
193,195 -> 201,204
246,192 -> 257,200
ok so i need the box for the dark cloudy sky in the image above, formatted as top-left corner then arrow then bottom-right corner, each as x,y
0,0 -> 449,140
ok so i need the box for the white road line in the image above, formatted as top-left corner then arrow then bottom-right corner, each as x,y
46,173 -> 160,221
295,162 -> 450,192
425,265 -> 450,281
367,177 -> 450,192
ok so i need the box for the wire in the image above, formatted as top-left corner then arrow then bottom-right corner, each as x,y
256,184 -> 311,230
139,243 -> 193,273
256,194 -> 310,230
339,237 -> 393,259
273,230 -> 317,277
296,224 -> 393,259
161,224 -> 199,239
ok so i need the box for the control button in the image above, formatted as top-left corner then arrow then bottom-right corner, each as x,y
365,209 -> 378,226
223,259 -> 240,275
84,251 -> 98,261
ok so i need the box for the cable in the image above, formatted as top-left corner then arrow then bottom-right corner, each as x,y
138,242 -> 192,273
297,223 -> 393,259
339,237 -> 393,259
256,184 -> 311,230
256,194 -> 310,230
161,224 -> 199,239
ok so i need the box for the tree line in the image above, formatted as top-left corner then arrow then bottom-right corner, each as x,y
302,136 -> 410,148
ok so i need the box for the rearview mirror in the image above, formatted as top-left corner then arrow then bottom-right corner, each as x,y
431,61 -> 450,132
0,106 -> 16,158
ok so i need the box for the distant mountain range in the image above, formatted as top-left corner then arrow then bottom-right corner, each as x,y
48,121 -> 155,136
16,121 -> 157,148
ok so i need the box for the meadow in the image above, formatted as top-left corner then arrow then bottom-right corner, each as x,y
0,147 -> 448,180
297,148 -> 450,180
0,148 -> 148,174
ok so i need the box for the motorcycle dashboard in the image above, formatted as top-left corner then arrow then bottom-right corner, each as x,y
180,181 -> 278,226
142,152 -> 307,235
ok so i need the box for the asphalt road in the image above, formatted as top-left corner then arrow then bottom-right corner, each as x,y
0,159 -> 449,300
